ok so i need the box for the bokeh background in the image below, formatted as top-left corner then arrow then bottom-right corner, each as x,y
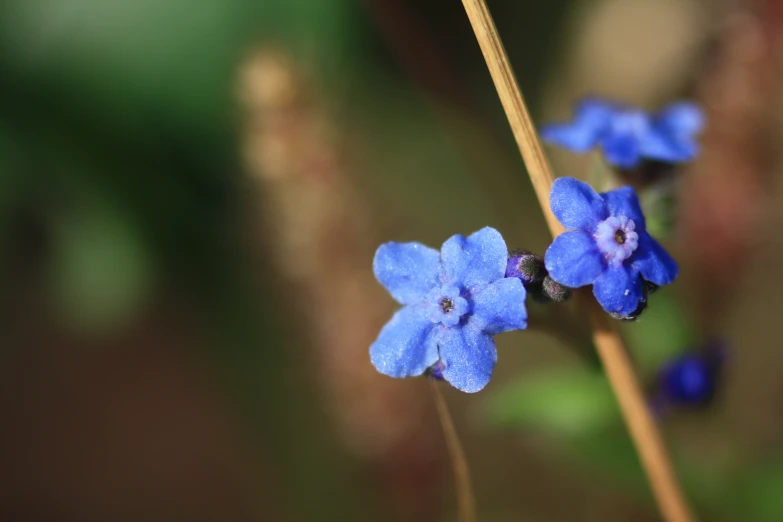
2,0 -> 783,520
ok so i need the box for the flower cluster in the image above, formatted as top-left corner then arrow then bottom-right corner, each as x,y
370,227 -> 527,393
369,96 -> 695,393
369,178 -> 679,391
540,99 -> 704,168
544,177 -> 678,316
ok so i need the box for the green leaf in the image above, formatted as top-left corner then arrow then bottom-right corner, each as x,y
486,367 -> 620,436
0,0 -> 356,136
50,200 -> 153,331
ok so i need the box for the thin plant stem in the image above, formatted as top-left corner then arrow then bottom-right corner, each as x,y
458,1 -> 697,521
430,379 -> 477,522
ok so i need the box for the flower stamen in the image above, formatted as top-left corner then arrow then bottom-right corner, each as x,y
441,298 -> 455,313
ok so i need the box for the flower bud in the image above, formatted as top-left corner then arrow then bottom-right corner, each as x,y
505,249 -> 546,287
655,339 -> 726,410
541,275 -> 571,303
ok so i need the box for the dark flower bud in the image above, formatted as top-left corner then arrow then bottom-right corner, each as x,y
505,249 -> 546,287
541,276 -> 571,303
506,249 -> 574,303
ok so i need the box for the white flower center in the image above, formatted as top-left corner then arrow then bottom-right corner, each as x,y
595,216 -> 639,265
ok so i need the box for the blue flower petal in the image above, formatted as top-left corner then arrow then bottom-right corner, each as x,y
601,133 -> 642,168
440,227 -> 507,293
600,186 -> 646,229
540,99 -> 615,152
599,110 -> 651,168
550,177 -> 607,231
631,233 -> 679,285
469,277 -> 527,335
540,124 -> 602,152
639,129 -> 697,163
439,326 -> 497,393
370,304 -> 439,378
441,284 -> 461,299
658,102 -> 705,136
374,242 -> 441,305
643,102 -> 703,163
453,296 -> 470,316
544,231 -> 605,288
576,98 -> 617,124
592,265 -> 643,315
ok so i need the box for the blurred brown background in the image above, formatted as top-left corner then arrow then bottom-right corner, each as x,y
1,0 -> 783,521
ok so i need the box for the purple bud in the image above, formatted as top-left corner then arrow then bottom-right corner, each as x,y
505,249 -> 546,287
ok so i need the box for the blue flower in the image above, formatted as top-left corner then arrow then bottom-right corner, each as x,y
654,340 -> 726,409
371,227 -> 527,393
658,355 -> 716,406
544,177 -> 678,315
540,99 -> 705,168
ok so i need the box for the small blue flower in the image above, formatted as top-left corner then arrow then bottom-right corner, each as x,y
659,355 -> 716,405
544,177 -> 678,315
540,99 -> 705,168
654,340 -> 726,410
371,227 -> 527,393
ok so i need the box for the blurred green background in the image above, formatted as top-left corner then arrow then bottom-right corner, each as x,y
2,0 -> 783,521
